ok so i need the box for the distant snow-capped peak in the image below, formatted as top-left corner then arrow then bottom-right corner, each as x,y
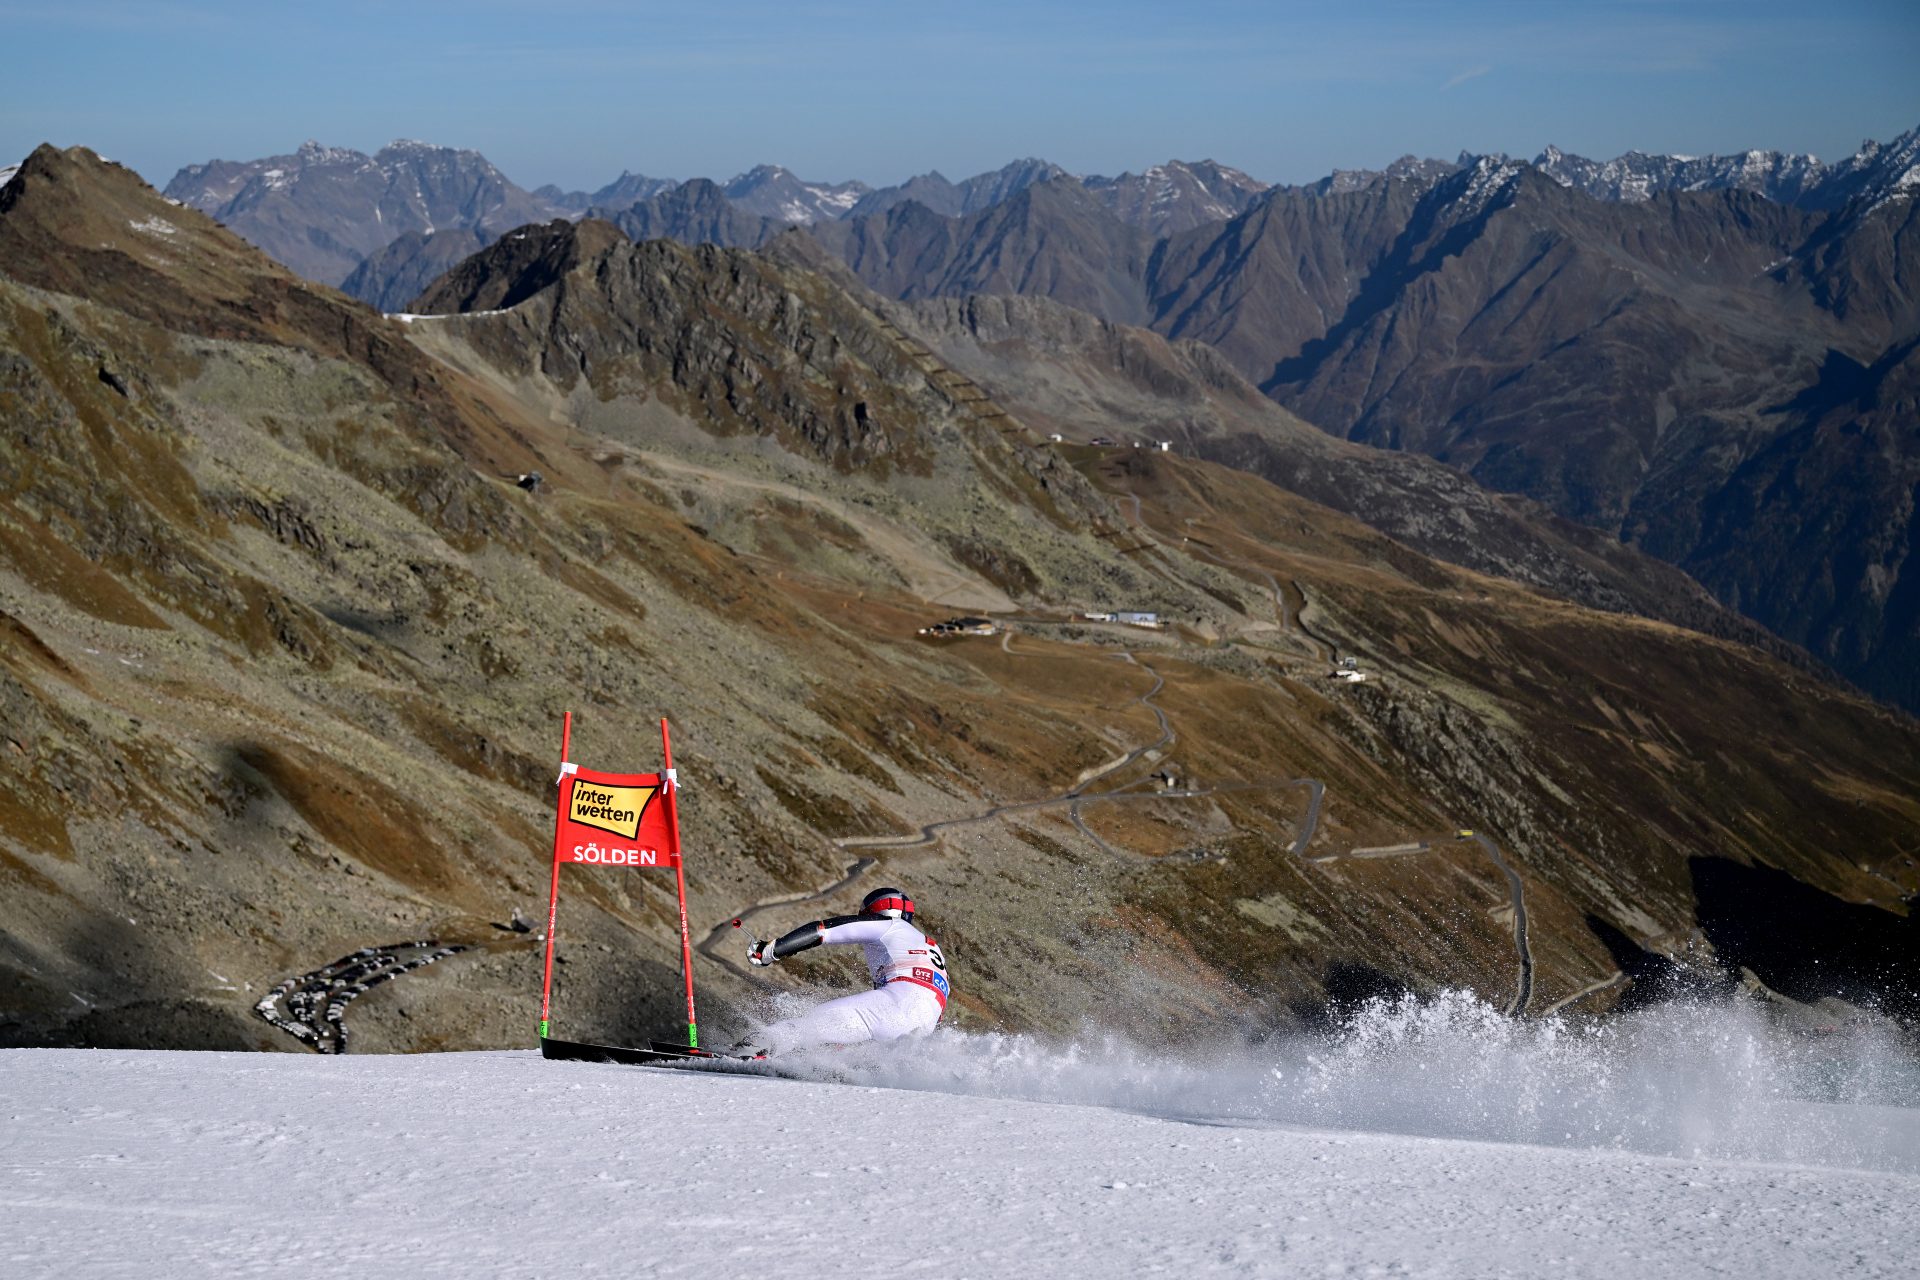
293,140 -> 362,165
1080,159 -> 1270,231
1455,154 -> 1525,214
1843,126 -> 1920,212
1531,143 -> 1826,204
721,164 -> 871,223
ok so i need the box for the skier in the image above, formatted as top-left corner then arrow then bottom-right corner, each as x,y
744,886 -> 949,1055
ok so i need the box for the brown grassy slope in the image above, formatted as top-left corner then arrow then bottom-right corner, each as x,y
1080,448 -> 1919,1012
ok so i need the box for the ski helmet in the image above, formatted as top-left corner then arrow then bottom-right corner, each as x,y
861,886 -> 914,920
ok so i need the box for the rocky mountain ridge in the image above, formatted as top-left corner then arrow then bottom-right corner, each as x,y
720,164 -> 870,223
592,178 -> 787,253
845,158 -> 1069,220
1303,154 -> 1463,198
161,139 -> 560,286
1081,160 -> 1271,235
164,128 -> 1917,311
1532,143 -> 1827,205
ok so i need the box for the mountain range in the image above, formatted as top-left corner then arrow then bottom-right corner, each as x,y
802,133 -> 1920,713
170,134 -> 1915,301
67,122 -> 1918,722
6,145 -> 1915,1055
143,124 -> 1920,716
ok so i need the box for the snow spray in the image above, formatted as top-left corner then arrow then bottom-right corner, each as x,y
737,991 -> 1920,1174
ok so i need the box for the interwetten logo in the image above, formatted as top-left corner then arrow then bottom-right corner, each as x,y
568,781 -> 656,840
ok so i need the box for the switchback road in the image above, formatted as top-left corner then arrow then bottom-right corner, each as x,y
1176,536 -> 1532,1014
1314,831 -> 1535,1016
1472,832 -> 1535,1016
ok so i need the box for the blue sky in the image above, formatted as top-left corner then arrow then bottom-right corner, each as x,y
3,1 -> 1916,190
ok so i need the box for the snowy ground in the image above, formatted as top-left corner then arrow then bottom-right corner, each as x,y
5,996 -> 1917,1277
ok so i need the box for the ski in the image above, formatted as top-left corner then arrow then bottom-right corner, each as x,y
649,1039 -> 709,1056
539,1035 -> 697,1066
650,1039 -> 768,1061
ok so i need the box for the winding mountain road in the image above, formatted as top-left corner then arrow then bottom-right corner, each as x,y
1288,580 -> 1340,665
1539,970 -> 1627,1017
705,645 -> 1326,973
1471,833 -> 1535,1016
1313,831 -> 1535,1016
1177,533 -> 1532,1014
1188,541 -> 1299,636
696,856 -> 878,969
836,652 -> 1173,859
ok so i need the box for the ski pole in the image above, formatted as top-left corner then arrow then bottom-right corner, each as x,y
733,918 -> 775,966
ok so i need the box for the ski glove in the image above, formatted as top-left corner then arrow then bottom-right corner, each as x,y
747,939 -> 777,967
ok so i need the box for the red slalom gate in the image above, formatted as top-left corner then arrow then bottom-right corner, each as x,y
537,714 -> 701,1047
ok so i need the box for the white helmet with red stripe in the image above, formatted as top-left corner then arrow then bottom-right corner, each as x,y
861,886 -> 914,920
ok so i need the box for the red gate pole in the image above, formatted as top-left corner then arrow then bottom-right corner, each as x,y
537,711 -> 573,1040
661,717 -> 699,1048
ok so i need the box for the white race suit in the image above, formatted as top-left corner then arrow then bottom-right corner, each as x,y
758,913 -> 949,1055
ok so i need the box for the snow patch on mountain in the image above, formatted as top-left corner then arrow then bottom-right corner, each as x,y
1456,155 -> 1525,215
294,139 -> 360,166
1856,128 -> 1920,212
1082,160 -> 1270,233
804,183 -> 863,214
387,308 -> 511,322
721,164 -> 870,224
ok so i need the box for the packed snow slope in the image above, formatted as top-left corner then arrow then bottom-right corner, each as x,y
6,996 -> 1918,1278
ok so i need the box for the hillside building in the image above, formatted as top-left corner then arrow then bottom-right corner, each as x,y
919,616 -> 999,638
